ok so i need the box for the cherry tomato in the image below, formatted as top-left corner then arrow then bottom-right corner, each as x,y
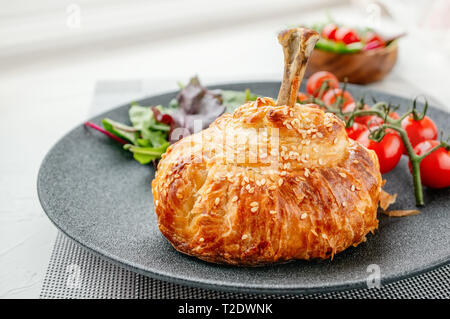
367,117 -> 385,128
401,115 -> 438,148
367,112 -> 400,128
322,24 -> 338,40
409,140 -> 450,188
322,88 -> 354,108
335,27 -> 360,44
352,104 -> 370,124
297,92 -> 309,103
349,104 -> 382,127
364,31 -> 384,43
306,71 -> 339,97
342,101 -> 356,113
355,128 -> 371,148
362,111 -> 407,154
346,122 -> 366,140
356,128 -> 403,174
389,112 -> 400,120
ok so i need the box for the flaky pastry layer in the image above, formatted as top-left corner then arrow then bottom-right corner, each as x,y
152,98 -> 382,265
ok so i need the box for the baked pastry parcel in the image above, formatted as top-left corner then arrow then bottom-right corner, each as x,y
152,28 -> 382,266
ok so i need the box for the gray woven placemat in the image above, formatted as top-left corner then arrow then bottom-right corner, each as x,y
40,232 -> 450,299
40,79 -> 450,299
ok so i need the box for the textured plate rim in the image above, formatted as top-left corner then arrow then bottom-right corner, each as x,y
37,81 -> 450,295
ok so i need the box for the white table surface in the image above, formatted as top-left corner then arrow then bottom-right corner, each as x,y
1,2 -> 449,298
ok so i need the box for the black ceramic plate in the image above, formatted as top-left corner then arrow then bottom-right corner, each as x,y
38,82 -> 450,294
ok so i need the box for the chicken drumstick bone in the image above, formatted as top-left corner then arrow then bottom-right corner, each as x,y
276,28 -> 319,107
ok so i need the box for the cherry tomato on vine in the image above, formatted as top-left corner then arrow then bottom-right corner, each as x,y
341,101 -> 356,113
409,140 -> 450,188
352,104 -> 370,123
369,113 -> 400,127
306,71 -> 339,97
322,88 -> 354,108
364,31 -> 384,44
335,27 -> 360,44
322,24 -> 338,40
345,122 -> 366,140
367,117 -> 385,128
389,112 -> 400,120
297,92 -> 309,103
362,112 -> 406,154
356,128 -> 403,174
401,115 -> 438,148
341,102 -> 357,121
349,104 -> 381,127
363,32 -> 385,50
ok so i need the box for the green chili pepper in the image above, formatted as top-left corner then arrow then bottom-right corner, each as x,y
315,38 -> 363,54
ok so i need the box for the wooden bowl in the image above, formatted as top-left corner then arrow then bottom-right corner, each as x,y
305,42 -> 398,84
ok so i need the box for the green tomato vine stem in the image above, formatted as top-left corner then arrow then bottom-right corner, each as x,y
345,107 -> 428,206
300,82 -> 448,206
345,107 -> 447,206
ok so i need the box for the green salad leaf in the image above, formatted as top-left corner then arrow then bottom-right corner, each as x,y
101,118 -> 138,145
129,104 -> 170,132
99,104 -> 171,165
129,104 -> 170,148
221,89 -> 258,112
124,143 -> 170,165
141,129 -> 169,148
90,77 -> 258,165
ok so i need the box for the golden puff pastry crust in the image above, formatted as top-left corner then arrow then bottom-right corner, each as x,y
152,97 -> 382,266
